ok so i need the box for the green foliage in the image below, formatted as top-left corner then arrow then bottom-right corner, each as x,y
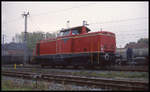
125,38 -> 148,48
137,38 -> 148,44
2,78 -> 49,90
13,31 -> 57,52
72,71 -> 148,79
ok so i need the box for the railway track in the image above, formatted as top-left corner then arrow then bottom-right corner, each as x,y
2,70 -> 149,91
2,64 -> 148,72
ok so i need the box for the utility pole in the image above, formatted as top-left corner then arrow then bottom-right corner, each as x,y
2,34 -> 5,56
2,34 -> 5,45
22,12 -> 29,65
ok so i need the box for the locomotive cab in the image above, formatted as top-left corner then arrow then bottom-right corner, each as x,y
58,26 -> 91,37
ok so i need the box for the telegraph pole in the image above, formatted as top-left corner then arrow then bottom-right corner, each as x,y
22,12 -> 29,65
2,34 -> 4,45
2,34 -> 5,56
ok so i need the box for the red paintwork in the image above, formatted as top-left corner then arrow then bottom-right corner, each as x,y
35,26 -> 116,56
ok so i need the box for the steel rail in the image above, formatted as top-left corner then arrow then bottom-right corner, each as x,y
2,70 -> 148,91
2,65 -> 148,72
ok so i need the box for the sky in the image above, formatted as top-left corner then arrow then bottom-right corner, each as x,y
2,1 -> 149,48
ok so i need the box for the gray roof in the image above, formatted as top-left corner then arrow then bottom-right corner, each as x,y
2,42 -> 24,50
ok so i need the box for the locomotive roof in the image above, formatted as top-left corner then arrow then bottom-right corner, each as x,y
60,26 -> 91,32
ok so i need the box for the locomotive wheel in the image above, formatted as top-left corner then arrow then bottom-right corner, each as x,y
41,65 -> 45,68
50,66 -> 54,68
73,65 -> 79,69
85,65 -> 94,70
61,66 -> 66,69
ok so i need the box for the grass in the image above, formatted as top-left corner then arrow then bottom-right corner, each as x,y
1,78 -> 49,91
2,76 -> 89,91
2,77 -> 75,91
2,80 -> 33,91
2,71 -> 148,91
72,71 -> 149,79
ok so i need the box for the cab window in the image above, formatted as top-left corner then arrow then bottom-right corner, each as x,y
63,31 -> 70,36
59,32 -> 64,36
72,30 -> 79,35
58,31 -> 70,37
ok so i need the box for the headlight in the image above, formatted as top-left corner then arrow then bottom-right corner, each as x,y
101,47 -> 104,52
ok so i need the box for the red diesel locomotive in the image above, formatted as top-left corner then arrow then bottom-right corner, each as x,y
32,24 -> 116,67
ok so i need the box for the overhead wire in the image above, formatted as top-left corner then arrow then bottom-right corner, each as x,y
31,3 -> 97,17
3,17 -> 22,24
89,17 -> 148,25
3,3 -> 148,47
3,3 -> 97,24
28,17 -> 42,32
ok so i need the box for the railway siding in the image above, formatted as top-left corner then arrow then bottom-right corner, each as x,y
2,67 -> 148,82
2,70 -> 148,91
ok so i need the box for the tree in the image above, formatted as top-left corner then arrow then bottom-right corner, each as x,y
137,38 -> 148,44
45,32 -> 57,39
125,38 -> 148,48
13,31 -> 57,52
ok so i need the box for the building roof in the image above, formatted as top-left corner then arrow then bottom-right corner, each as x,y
2,42 -> 24,50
